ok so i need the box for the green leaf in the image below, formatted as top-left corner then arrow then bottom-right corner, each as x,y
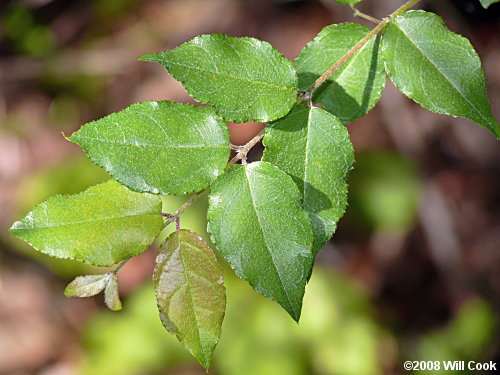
331,0 -> 364,5
153,229 -> 225,369
104,273 -> 122,311
479,0 -> 499,8
140,34 -> 298,123
263,105 -> 354,252
65,274 -> 109,297
10,180 -> 163,266
207,161 -> 314,321
294,23 -> 386,124
382,11 -> 499,138
69,101 -> 230,195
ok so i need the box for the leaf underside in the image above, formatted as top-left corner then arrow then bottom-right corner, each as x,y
263,105 -> 354,253
382,11 -> 499,138
64,274 -> 109,297
104,273 -> 122,311
153,230 -> 226,369
69,101 -> 230,195
141,34 -> 298,123
294,23 -> 386,124
207,161 -> 314,321
10,180 -> 163,267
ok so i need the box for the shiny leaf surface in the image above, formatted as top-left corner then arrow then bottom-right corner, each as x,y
10,180 -> 163,266
294,23 -> 386,124
208,161 -> 314,321
153,230 -> 226,369
382,11 -> 499,138
141,35 -> 298,123
69,101 -> 230,195
263,105 -> 354,252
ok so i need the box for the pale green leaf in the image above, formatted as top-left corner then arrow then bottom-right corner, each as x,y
10,180 -> 163,266
382,11 -> 499,138
331,0 -> 364,5
153,229 -> 225,369
140,35 -> 298,123
207,161 -> 314,321
65,274 -> 109,297
69,101 -> 230,195
263,105 -> 354,253
294,23 -> 386,124
104,273 -> 122,311
479,0 -> 499,8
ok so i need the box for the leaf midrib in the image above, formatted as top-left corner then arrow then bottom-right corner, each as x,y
244,167 -> 296,315
73,135 -> 228,149
176,233 -> 207,365
12,211 -> 158,230
165,60 -> 296,92
303,108 -> 313,205
392,20 -> 492,125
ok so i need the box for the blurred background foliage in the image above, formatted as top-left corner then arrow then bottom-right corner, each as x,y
0,0 -> 499,374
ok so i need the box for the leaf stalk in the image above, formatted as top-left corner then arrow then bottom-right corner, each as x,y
162,128 -> 267,228
351,6 -> 382,24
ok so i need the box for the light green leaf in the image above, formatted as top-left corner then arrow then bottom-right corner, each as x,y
207,161 -> 314,321
69,101 -> 230,195
10,180 -> 163,266
382,11 -> 499,138
65,274 -> 109,297
479,0 -> 499,8
263,105 -> 354,252
331,0 -> 364,5
140,35 -> 298,123
294,23 -> 386,124
104,273 -> 122,311
153,229 -> 225,369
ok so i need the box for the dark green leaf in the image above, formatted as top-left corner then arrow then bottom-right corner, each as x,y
153,229 -> 226,369
207,161 -> 314,321
65,274 -> 109,297
263,105 -> 354,252
10,180 -> 163,266
69,101 -> 230,195
141,35 -> 298,123
479,0 -> 499,8
382,11 -> 499,138
294,23 -> 386,124
104,273 -> 122,311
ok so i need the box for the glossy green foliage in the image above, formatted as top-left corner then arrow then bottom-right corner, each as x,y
382,11 -> 499,138
479,0 -> 500,8
69,101 -> 230,195
141,34 -> 298,123
153,230 -> 226,369
10,180 -> 163,266
294,23 -> 386,124
207,161 -> 314,321
263,105 -> 354,252
331,0 -> 364,6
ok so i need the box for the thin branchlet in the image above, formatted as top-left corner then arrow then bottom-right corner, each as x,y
161,128 -> 267,228
306,0 -> 421,95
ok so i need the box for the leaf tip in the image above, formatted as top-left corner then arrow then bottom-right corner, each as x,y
8,221 -> 20,235
138,53 -> 158,62
289,309 -> 302,323
197,352 -> 213,371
